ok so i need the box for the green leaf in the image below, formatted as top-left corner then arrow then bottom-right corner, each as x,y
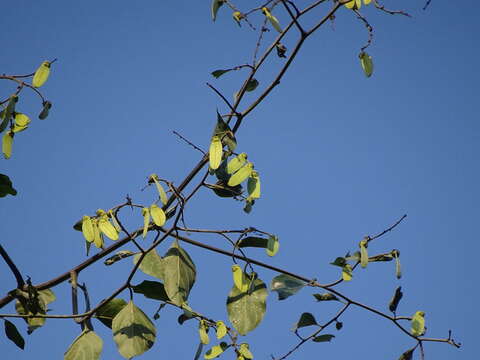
266,235 -> 279,257
262,7 -> 282,33
292,312 -> 318,331
98,215 -> 119,240
4,319 -> 25,349
38,101 -> 52,120
149,174 -> 168,205
104,250 -> 135,266
96,298 -> 128,329
132,280 -> 169,302
133,249 -> 165,280
32,61 -> 51,88
237,236 -> 269,249
211,69 -> 232,79
211,0 -> 224,21
212,111 -> 236,152
162,240 -> 196,306
312,334 -> 335,342
64,330 -> 103,360
142,207 -> 150,238
411,311 -> 425,337
270,274 -> 306,300
226,277 -> 268,335
4,95 -> 18,123
12,113 -> 30,133
112,301 -> 156,359
0,109 -> 10,134
388,286 -> 403,313
359,52 -> 374,77
231,265 -> 250,293
15,289 -> 55,334
0,173 -> 17,197
398,348 -> 415,360
312,293 -> 339,302
204,342 -> 228,359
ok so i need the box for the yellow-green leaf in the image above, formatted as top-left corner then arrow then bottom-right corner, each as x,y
92,219 -> 104,248
81,216 -> 94,243
98,215 -> 119,240
342,264 -> 353,281
359,238 -> 368,268
204,342 -> 228,359
108,210 -> 122,232
359,52 -> 374,77
262,7 -> 282,33
215,321 -> 227,339
150,204 -> 166,227
209,136 -> 223,170
232,11 -> 244,26
345,0 -> 361,9
232,265 -> 249,293
150,174 -> 168,205
2,131 -> 13,159
266,235 -> 279,257
247,171 -> 260,199
142,207 -> 150,238
228,162 -> 253,187
13,113 -> 30,133
64,330 -> 103,360
238,343 -> 253,359
112,301 -> 156,359
411,311 -> 425,336
32,61 -> 51,88
199,320 -> 210,345
227,153 -> 248,174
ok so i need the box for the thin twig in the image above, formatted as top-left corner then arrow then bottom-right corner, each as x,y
172,130 -> 206,155
0,244 -> 25,288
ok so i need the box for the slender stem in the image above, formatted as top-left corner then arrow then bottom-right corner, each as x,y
0,244 -> 24,288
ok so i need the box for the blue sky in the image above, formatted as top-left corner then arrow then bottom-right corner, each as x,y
1,1 -> 477,359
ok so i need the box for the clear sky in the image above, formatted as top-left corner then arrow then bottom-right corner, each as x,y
1,1 -> 477,359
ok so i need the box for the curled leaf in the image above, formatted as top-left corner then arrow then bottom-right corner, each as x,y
262,7 -> 282,33
13,113 -> 30,133
98,214 -> 119,240
266,235 -> 279,257
228,162 -> 253,187
32,61 -> 51,88
2,131 -> 13,159
81,216 -> 95,243
388,286 -> 403,313
199,320 -> 210,345
238,343 -> 253,359
227,153 -> 248,174
38,101 -> 52,120
149,174 -> 168,205
209,136 -> 223,170
342,264 -> 353,281
142,207 -> 150,238
359,52 -> 374,77
211,0 -> 224,22
247,171 -> 260,199
150,204 -> 166,227
411,311 -> 425,337
215,321 -> 227,339
359,238 -> 368,268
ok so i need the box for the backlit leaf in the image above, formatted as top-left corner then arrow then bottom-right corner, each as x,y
411,311 -> 425,337
134,249 -> 165,280
150,204 -> 166,227
359,238 -> 368,268
98,215 -> 119,240
12,113 -> 30,133
15,289 -> 55,334
64,330 -> 103,360
81,216 -> 94,243
342,264 -> 353,281
227,277 -> 267,335
227,153 -> 248,174
359,52 -> 374,77
163,240 -> 196,306
228,162 -> 253,187
112,301 -> 156,359
266,235 -> 279,257
2,131 -> 13,159
215,321 -> 227,339
149,174 -> 168,205
204,342 -> 228,359
238,343 -> 253,359
32,61 -> 51,88
199,320 -> 210,345
142,207 -> 150,238
209,136 -> 223,170
262,7 -> 282,33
